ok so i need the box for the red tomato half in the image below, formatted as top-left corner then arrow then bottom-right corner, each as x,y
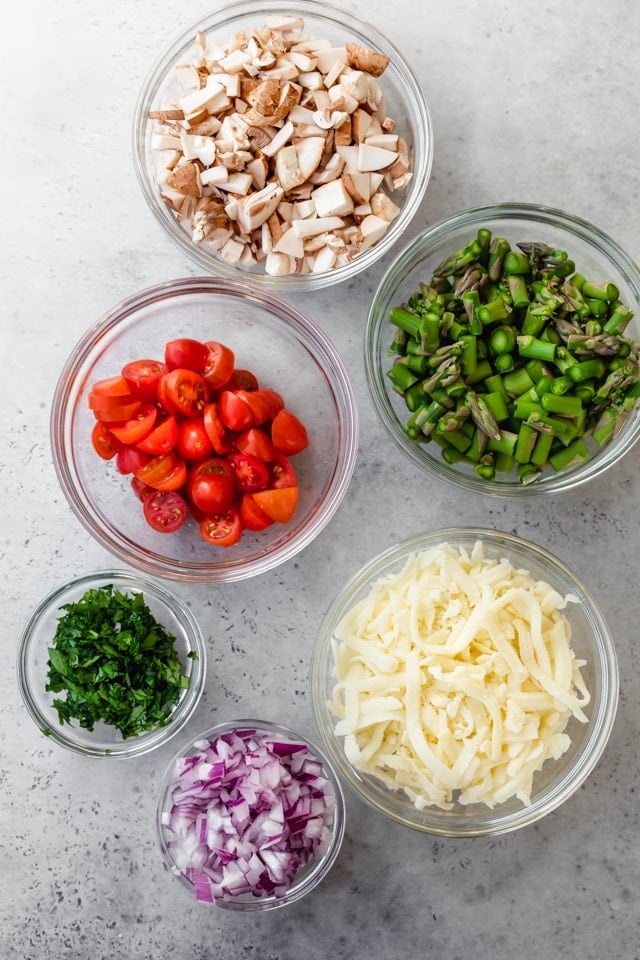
90,398 -> 142,423
199,507 -> 243,547
91,422 -> 118,460
162,369 -> 210,418
228,368 -> 259,391
234,427 -> 273,461
251,486 -> 298,523
134,451 -> 186,491
122,359 -> 169,402
187,458 -> 235,513
177,419 -> 213,461
137,415 -> 179,455
89,375 -> 133,399
164,338 -> 209,372
203,403 -> 232,454
116,446 -> 151,475
239,492 -> 275,531
271,409 -> 309,455
130,477 -> 155,501
143,490 -> 188,533
108,403 -> 157,445
202,342 -> 235,390
226,452 -> 270,492
270,453 -> 298,489
237,388 -> 284,426
219,390 -> 255,432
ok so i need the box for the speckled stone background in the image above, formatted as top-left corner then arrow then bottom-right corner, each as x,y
3,1 -> 640,958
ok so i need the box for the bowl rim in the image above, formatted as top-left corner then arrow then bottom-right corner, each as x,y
131,0 -> 434,291
310,526 -> 620,836
365,201 -> 640,498
50,276 -> 359,582
17,569 -> 207,758
155,716 -> 346,911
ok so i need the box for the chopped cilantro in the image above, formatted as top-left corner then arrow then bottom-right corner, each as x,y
45,585 -> 192,739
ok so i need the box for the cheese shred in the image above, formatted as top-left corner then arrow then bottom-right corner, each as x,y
329,541 -> 590,810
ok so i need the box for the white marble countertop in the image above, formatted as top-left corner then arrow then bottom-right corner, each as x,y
3,1 -> 640,957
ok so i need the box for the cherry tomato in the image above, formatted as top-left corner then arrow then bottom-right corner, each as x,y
134,451 -> 186,491
91,422 -> 119,460
90,398 -> 142,423
202,342 -> 235,390
229,368 -> 259,391
226,452 -> 270,492
271,409 -> 309,455
89,375 -> 134,399
143,490 -> 189,533
107,403 -> 157,445
177,419 -> 214,460
203,403 -> 232,454
164,338 -> 209,372
239,492 -> 275,531
251,486 -> 299,523
219,390 -> 254,431
157,373 -> 178,415
234,427 -> 274,461
137,415 -> 179,455
270,453 -> 298,489
130,476 -> 155,501
163,368 -> 210,418
187,458 -> 235,514
122,359 -> 169,402
199,507 -> 243,547
237,388 -> 284,426
116,446 -> 151,475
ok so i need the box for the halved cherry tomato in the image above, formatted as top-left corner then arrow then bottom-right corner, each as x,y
122,359 -> 169,402
108,403 -> 157,446
251,486 -> 299,523
89,375 -> 133,399
226,452 -> 270,492
199,507 -> 243,547
237,388 -> 284,426
130,476 -> 155,501
229,368 -> 259,391
137,415 -> 179,455
239,492 -> 275,531
157,373 -> 178,415
164,338 -> 209,372
134,451 -> 186,491
270,453 -> 298,489
90,398 -> 142,423
202,342 -> 235,390
116,446 -> 151,475
234,427 -> 273,461
91,422 -> 119,460
219,390 -> 255,431
177,419 -> 214,461
162,368 -> 210,418
143,490 -> 189,533
203,403 -> 232,454
271,409 -> 309,455
187,458 -> 235,513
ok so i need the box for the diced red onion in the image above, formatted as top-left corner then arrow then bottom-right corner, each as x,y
161,728 -> 336,902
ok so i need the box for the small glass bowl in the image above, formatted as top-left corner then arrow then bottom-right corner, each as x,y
132,0 -> 433,291
51,277 -> 358,582
155,719 -> 346,911
17,570 -> 206,758
366,203 -> 640,497
311,528 -> 619,836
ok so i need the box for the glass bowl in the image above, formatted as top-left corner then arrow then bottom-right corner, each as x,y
17,570 -> 206,758
51,277 -> 358,582
132,0 -> 433,291
366,203 -> 640,497
155,718 -> 346,911
311,528 -> 618,836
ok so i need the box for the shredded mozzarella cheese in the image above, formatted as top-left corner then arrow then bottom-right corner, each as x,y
329,541 -> 590,809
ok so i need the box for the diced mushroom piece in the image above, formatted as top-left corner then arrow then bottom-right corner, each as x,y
357,214 -> 390,250
175,63 -> 200,89
275,227 -> 305,259
334,115 -> 352,147
180,133 -> 216,166
288,104 -> 317,125
261,120 -> 295,158
351,108 -> 372,143
327,85 -> 359,114
345,42 -> 390,77
267,212 -> 283,244
315,47 -> 347,74
294,136 -> 326,180
219,48 -> 253,73
179,78 -> 226,119
220,237 -> 246,262
311,179 -> 354,218
287,51 -> 318,72
309,151 -> 345,184
152,134 -> 182,151
297,71 -> 325,90
370,191 -> 401,221
335,145 -> 360,175
215,172 -> 253,195
275,143 -> 305,190
206,227 -> 234,251
235,182 -> 284,233
166,161 -> 202,197
323,58 -> 345,89
148,108 -> 185,122
265,251 -> 294,276
293,198 -> 316,219
292,215 -> 345,238
200,165 -> 229,186
313,107 -> 349,130
354,202 -> 373,218
342,172 -> 372,204
340,70 -> 382,110
246,156 -> 268,189
357,142 -> 397,171
311,245 -> 338,273
365,133 -> 398,151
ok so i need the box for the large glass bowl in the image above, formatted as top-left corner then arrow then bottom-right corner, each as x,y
366,203 -> 640,496
17,570 -> 206,758
311,528 -> 618,836
155,718 -> 346,911
51,277 -> 358,582
133,0 -> 433,291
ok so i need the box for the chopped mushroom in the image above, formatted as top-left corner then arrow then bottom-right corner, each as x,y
147,15 -> 414,275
